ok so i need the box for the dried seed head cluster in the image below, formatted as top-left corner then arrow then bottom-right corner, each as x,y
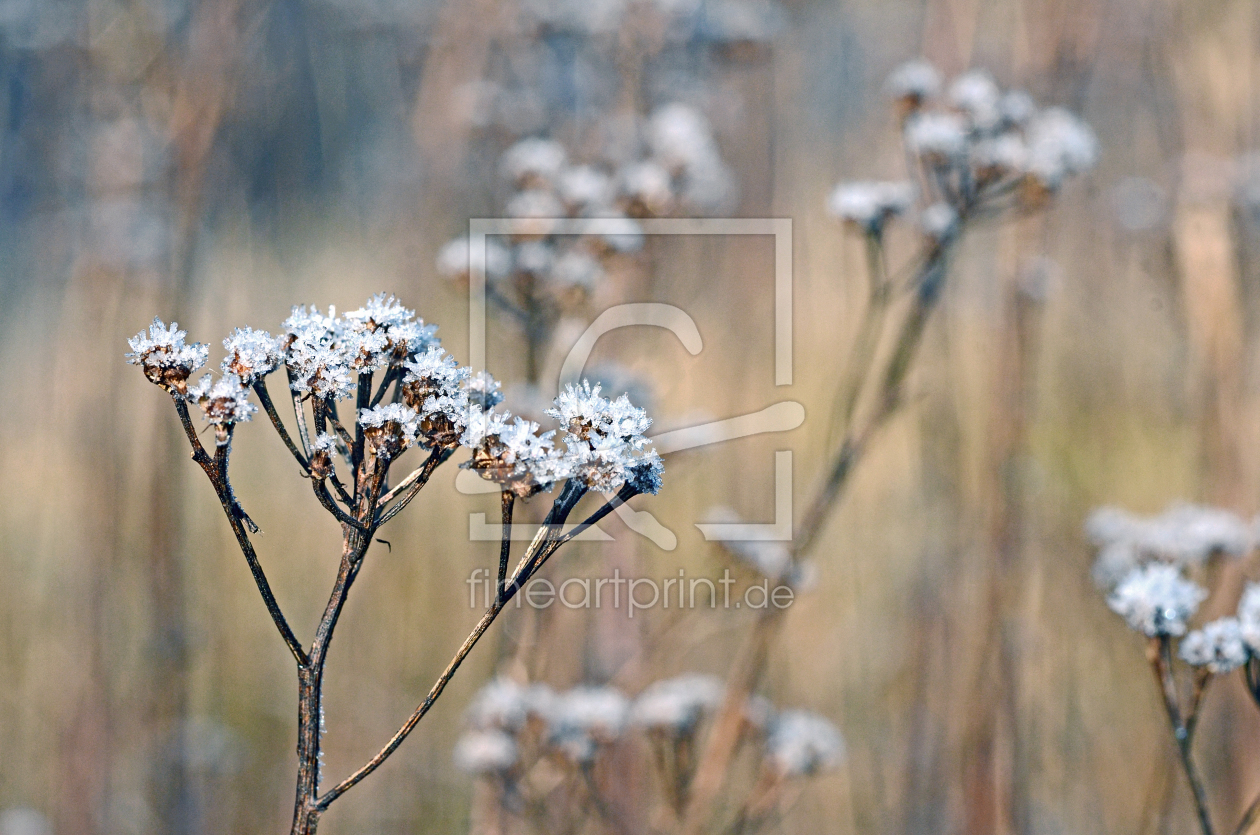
1106,563 -> 1207,638
125,317 -> 209,395
829,60 -> 1097,238
461,381 -> 662,498
454,674 -> 843,783
127,293 -> 668,834
127,294 -> 663,503
1086,503 -> 1256,589
1088,503 -> 1260,676
436,104 -> 735,357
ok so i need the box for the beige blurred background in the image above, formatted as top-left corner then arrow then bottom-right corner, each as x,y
3,0 -> 1260,833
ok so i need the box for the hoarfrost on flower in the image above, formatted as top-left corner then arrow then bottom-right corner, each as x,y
1086,503 -> 1253,572
1107,563 -> 1206,637
126,317 -> 209,392
904,112 -> 968,160
557,165 -> 614,211
435,236 -> 512,281
920,202 -> 959,240
647,102 -> 718,173
544,686 -> 630,762
501,137 -> 568,185
765,710 -> 845,777
1179,617 -> 1248,673
619,160 -> 674,215
187,373 -> 257,431
630,674 -> 724,732
546,382 -> 658,493
550,250 -> 604,290
827,181 -> 915,232
1238,582 -> 1260,653
947,69 -> 1001,131
453,729 -> 518,775
1026,107 -> 1098,188
221,327 -> 284,385
465,677 -> 535,731
885,60 -> 941,102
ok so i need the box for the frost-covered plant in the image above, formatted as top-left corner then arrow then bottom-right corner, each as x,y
126,294 -> 663,835
436,103 -> 736,382
662,60 -> 1099,832
1089,502 -> 1260,835
452,673 -> 843,830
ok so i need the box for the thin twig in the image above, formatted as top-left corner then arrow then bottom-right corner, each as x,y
312,478 -> 369,531
172,397 -> 308,666
286,367 -> 313,458
376,449 -> 450,526
320,479 -> 593,809
255,378 -> 310,472
497,491 -> 514,603
1149,636 -> 1215,835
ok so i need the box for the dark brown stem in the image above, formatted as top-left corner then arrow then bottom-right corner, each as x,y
1149,636 -> 1215,835
681,238 -> 956,835
312,478 -> 368,531
285,367 -> 314,458
375,448 -> 450,526
497,491 -> 514,603
255,378 -> 310,472
172,397 -> 307,666
319,479 -> 590,810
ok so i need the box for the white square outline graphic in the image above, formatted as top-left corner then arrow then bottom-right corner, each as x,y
465,217 -> 795,546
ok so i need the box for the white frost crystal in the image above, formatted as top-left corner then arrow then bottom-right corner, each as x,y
187,372 -> 257,431
1107,563 -> 1206,637
126,317 -> 209,392
630,674 -> 724,732
765,709 -> 846,777
1180,617 -> 1248,673
453,729 -> 518,775
221,327 -> 285,385
826,181 -> 915,231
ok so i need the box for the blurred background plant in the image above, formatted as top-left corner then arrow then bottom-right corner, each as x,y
6,0 -> 1260,834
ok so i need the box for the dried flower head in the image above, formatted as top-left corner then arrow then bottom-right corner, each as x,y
904,112 -> 968,162
500,137 -> 568,187
544,686 -> 630,762
1025,107 -> 1099,190
885,59 -> 941,107
630,674 -> 724,733
1237,583 -> 1260,653
453,729 -> 518,775
1108,563 -> 1207,637
827,180 -> 915,233
1086,503 -> 1254,581
221,327 -> 285,386
947,69 -> 1001,131
435,236 -> 512,282
401,346 -> 475,449
765,710 -> 846,777
461,409 -> 570,498
126,317 -> 209,395
187,373 -> 257,442
1180,617 -> 1248,674
358,403 -> 421,459
547,382 -> 658,493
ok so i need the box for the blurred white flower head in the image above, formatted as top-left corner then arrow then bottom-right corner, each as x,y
1180,617 -> 1248,673
765,709 -> 846,777
1107,563 -> 1207,637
